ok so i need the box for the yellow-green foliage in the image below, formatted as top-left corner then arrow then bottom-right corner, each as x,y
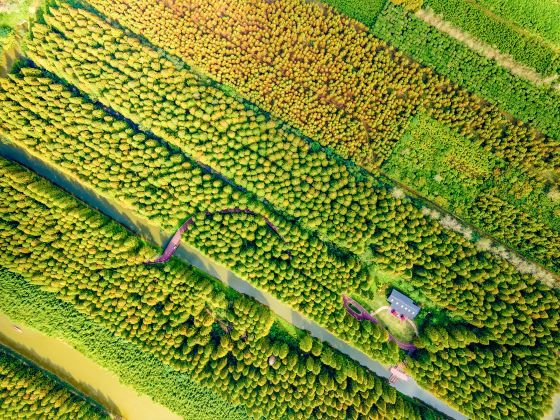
371,3 -> 560,140
82,0 -> 558,177
0,158 -> 426,419
2,52 -> 558,420
0,69 -> 399,366
1,2 -> 559,417
0,268 -> 250,420
0,348 -> 108,419
29,3 -> 558,277
391,0 -> 423,12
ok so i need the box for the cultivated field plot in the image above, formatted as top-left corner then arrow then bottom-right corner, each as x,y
0,0 -> 558,419
423,0 -> 560,76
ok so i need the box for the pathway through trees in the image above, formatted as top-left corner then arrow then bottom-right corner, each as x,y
145,208 -> 292,265
342,295 -> 417,352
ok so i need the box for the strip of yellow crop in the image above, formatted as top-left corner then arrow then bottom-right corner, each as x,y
85,0 -> 558,178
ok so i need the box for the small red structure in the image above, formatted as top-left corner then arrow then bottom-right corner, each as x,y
342,295 -> 417,353
389,363 -> 409,384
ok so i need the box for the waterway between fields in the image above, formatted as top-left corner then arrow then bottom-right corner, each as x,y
0,313 -> 180,420
0,142 -> 468,419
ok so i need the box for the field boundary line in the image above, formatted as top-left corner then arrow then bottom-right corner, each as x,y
383,170 -> 560,289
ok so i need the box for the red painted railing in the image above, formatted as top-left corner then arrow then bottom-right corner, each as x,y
145,208 -> 292,265
342,295 -> 416,352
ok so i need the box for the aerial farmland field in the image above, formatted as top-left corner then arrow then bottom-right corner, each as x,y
0,0 -> 558,419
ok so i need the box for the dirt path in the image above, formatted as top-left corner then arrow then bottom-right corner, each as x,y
416,8 -> 560,89
464,0 -> 560,55
371,305 -> 390,316
386,173 -> 560,289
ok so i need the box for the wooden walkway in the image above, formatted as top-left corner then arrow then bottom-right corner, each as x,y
145,208 -> 292,265
342,295 -> 417,352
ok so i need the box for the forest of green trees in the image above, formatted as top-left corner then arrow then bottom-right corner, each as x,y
0,158 -> 437,419
0,0 -> 558,418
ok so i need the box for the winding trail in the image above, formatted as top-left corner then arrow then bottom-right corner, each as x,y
372,305 -> 390,316
0,142 -> 468,420
146,208 -> 291,265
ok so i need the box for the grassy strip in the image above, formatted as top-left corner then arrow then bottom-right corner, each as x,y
471,0 -> 560,46
0,267 -> 248,420
0,0 -> 32,28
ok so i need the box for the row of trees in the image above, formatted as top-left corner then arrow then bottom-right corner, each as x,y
5,39 -> 559,420
0,158 -> 430,419
381,114 -> 559,273
409,321 -> 559,419
0,66 -> 402,363
0,267 -> 249,420
83,0 -> 558,176
425,0 -> 559,75
468,193 -> 559,272
371,3 -> 560,140
0,347 -> 108,419
29,4 -> 560,276
31,6 -> 388,255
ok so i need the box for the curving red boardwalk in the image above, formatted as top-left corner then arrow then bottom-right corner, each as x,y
145,208 -> 292,265
342,295 -> 416,353
145,217 -> 196,265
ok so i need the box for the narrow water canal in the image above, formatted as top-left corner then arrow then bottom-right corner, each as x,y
0,142 -> 468,420
0,313 -> 180,420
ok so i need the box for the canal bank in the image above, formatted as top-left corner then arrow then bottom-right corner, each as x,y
0,313 -> 180,420
0,142 -> 467,420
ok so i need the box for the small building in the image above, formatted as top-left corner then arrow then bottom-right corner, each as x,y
388,289 -> 420,320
